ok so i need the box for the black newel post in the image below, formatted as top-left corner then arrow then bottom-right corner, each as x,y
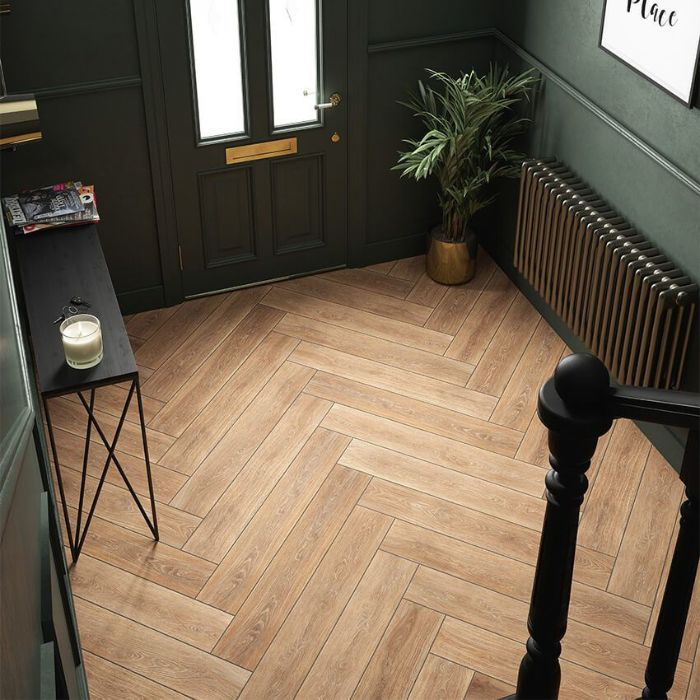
641,430 -> 699,700
509,354 -> 613,699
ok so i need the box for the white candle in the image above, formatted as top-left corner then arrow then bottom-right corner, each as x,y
60,314 -> 103,369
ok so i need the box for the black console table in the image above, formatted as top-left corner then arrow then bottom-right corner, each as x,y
14,225 -> 158,561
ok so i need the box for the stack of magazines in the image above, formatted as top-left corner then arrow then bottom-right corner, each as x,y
2,181 -> 100,234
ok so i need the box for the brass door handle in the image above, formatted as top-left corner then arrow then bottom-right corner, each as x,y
315,93 -> 341,110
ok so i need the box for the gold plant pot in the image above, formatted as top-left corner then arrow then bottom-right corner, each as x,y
426,227 -> 477,285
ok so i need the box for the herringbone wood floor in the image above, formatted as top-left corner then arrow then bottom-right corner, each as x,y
50,253 -> 699,699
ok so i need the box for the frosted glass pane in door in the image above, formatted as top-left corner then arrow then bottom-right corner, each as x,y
189,0 -> 246,139
269,0 -> 319,127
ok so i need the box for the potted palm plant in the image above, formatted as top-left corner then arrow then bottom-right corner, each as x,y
394,66 -> 538,284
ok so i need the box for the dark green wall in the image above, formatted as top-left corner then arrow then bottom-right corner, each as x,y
0,1 -> 166,312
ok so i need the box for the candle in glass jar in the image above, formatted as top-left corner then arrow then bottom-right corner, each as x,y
60,314 -> 103,369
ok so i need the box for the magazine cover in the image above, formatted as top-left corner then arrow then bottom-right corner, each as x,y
2,182 -> 84,226
21,185 -> 100,234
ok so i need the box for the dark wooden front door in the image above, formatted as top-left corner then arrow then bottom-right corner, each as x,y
156,0 -> 348,297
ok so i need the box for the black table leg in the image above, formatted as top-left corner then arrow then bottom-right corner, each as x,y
135,377 -> 159,541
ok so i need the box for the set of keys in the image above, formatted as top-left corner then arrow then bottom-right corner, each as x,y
52,296 -> 92,324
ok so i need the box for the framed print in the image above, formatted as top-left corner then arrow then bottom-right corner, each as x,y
600,0 -> 700,107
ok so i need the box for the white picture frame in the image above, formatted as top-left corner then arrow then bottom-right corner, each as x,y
600,0 -> 700,107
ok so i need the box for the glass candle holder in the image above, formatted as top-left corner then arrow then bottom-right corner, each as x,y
59,314 -> 103,369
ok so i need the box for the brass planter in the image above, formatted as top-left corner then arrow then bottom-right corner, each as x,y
426,228 -> 477,285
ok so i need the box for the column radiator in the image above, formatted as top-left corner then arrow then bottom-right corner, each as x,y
514,159 -> 697,389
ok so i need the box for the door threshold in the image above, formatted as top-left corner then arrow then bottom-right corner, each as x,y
184,264 -> 347,300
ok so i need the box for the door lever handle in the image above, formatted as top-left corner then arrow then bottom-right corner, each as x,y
315,92 -> 342,110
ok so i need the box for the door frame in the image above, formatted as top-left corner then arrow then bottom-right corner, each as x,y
134,0 -> 353,307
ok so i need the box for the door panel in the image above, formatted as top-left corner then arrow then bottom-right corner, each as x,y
157,0 -> 348,297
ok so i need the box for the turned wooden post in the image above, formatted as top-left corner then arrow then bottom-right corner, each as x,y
641,430 -> 699,700
510,354 -> 613,699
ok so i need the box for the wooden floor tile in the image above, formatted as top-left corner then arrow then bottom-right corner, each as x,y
293,343 -> 493,420
409,654 -> 474,700
320,265 -> 411,297
75,599 -> 249,700
148,305 -> 283,437
83,651 -> 187,700
135,294 -> 225,369
239,507 -> 392,698
490,319 -> 565,431
608,447 -> 684,605
67,508 -> 214,597
52,427 -> 186,504
579,420 -> 651,555
183,394 -> 331,562
141,287 -> 269,401
340,439 -> 546,531
425,253 -> 496,334
159,332 -> 299,475
467,292 -> 540,396
298,551 -> 416,698
406,273 -> 449,308
352,600 -> 443,699
170,361 -> 313,516
445,266 -> 517,364
63,382 -> 164,426
126,305 -> 179,340
389,255 -> 425,282
326,407 -> 545,499
465,672 -> 515,699
262,287 -> 451,354
278,274 -> 432,325
48,397 -> 174,462
306,372 -> 519,457
70,554 -> 232,651
277,313 -> 473,386
198,428 -> 349,613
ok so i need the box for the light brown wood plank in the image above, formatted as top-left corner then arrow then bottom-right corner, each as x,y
170,361 -> 313,515
389,255 -> 425,282
83,651 -> 187,700
48,397 -> 175,462
340,439 -> 545,531
490,319 -> 565,431
409,654 -> 474,700
465,672 -> 515,699
322,266 -> 412,297
52,427 -> 187,503
278,274 -> 432,325
645,518 -> 700,663
277,313 -> 473,386
608,447 -> 684,605
129,335 -> 145,352
239,507 -> 392,699
149,305 -> 284,437
326,407 -> 545,498
59,467 -> 200,548
359,478 -> 613,590
141,287 -> 269,401
183,394 -> 332,562
306,372 -> 519,457
70,554 -> 232,651
262,287 -> 451,354
135,294 -> 225,369
445,266 -> 518,364
382,520 -> 650,643
353,600 -> 443,699
126,305 -> 179,340
298,551 -> 417,699
197,428 -> 350,612
293,342 -> 493,420
425,253 -> 496,334
159,332 -> 299,475
63,382 -> 164,426
137,364 -> 155,382
66,508 -> 214,597
75,599 -> 249,700
467,293 -> 541,396
406,273 -> 449,308
579,419 -> 651,555
213,465 -> 370,667
364,260 -> 397,275
688,641 -> 700,700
